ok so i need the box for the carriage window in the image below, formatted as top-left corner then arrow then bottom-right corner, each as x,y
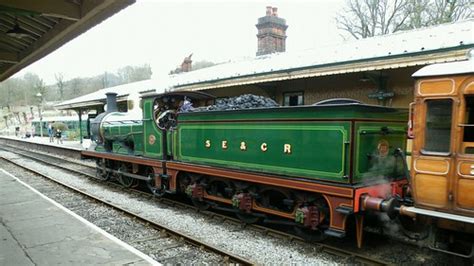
462,96 -> 474,154
423,99 -> 452,154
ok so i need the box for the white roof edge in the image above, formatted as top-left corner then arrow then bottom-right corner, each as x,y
412,59 -> 474,77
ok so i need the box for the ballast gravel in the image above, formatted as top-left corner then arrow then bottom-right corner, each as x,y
0,150 -> 335,265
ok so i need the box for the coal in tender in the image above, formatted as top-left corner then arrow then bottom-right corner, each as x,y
188,94 -> 279,112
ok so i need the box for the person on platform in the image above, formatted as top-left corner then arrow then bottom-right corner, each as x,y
55,128 -> 63,144
48,123 -> 54,142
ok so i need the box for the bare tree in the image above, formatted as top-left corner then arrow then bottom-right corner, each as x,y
0,78 -> 17,108
337,0 -> 472,39
34,78 -> 46,98
117,64 -> 152,84
55,73 -> 65,101
69,78 -> 82,97
102,71 -> 109,88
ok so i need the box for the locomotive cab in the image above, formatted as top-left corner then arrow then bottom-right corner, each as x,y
139,90 -> 216,160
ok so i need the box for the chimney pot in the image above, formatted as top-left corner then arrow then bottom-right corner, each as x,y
272,7 -> 278,16
266,6 -> 272,16
181,53 -> 193,72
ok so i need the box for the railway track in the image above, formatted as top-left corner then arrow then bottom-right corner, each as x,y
0,153 -> 253,265
0,144 -> 392,265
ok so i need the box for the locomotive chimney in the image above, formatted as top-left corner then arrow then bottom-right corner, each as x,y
105,92 -> 118,113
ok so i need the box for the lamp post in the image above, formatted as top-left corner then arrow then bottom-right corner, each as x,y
36,92 -> 43,138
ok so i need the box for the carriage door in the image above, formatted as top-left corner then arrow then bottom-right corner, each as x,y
412,98 -> 454,211
454,80 -> 474,214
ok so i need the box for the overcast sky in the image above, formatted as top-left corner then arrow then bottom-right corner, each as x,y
14,0 -> 345,85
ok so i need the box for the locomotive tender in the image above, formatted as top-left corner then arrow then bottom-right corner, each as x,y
84,60 -> 474,257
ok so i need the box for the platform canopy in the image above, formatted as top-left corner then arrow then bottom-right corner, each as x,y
0,0 -> 135,82
55,78 -> 162,111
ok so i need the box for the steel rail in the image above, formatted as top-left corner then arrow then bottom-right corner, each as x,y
0,145 -> 390,265
0,155 -> 254,266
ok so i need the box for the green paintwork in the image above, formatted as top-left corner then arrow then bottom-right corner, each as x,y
142,98 -> 162,158
96,98 -> 163,159
176,105 -> 407,183
101,113 -> 144,155
177,123 -> 349,182
353,122 -> 407,182
98,97 -> 407,184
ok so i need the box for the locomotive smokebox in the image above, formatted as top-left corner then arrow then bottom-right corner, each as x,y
105,92 -> 118,113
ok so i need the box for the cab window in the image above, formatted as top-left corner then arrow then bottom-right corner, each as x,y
423,99 -> 452,154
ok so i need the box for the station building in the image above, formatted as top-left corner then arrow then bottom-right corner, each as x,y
168,9 -> 473,108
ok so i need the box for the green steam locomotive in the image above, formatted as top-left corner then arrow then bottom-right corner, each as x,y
86,90 -> 408,245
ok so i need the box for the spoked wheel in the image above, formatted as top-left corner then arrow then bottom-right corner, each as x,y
256,188 -> 294,213
117,163 -> 138,188
178,173 -> 210,210
145,168 -> 165,197
233,185 -> 259,224
294,226 -> 327,243
95,160 -> 110,181
293,198 -> 329,243
236,212 -> 260,224
206,179 -> 234,199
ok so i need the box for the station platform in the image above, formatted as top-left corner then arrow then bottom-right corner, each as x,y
0,135 -> 86,151
0,169 -> 158,265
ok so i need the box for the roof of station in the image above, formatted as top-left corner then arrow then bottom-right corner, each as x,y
0,0 -> 135,81
57,19 -> 474,111
55,78 -> 162,110
170,19 -> 474,91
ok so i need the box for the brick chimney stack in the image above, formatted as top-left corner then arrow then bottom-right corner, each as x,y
256,6 -> 288,56
181,53 -> 193,72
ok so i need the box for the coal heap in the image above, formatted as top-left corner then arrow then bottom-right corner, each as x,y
188,94 -> 279,112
